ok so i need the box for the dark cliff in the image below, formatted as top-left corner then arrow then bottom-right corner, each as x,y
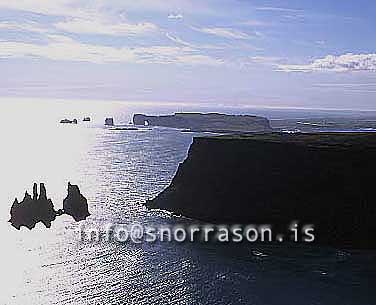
147,133 -> 376,248
133,113 -> 271,133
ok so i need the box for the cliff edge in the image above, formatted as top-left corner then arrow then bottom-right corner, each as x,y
147,133 -> 376,248
133,113 -> 271,133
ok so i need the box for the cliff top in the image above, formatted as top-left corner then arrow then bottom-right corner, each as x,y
199,132 -> 376,149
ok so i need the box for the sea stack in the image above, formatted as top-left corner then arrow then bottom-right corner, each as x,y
63,183 -> 90,221
105,118 -> 114,126
60,119 -> 78,124
9,183 -> 57,229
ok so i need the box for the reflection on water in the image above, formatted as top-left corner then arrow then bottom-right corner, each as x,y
0,100 -> 375,305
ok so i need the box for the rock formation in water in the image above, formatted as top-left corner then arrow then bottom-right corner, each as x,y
9,183 -> 89,230
63,182 -> 90,221
133,113 -> 271,133
147,133 -> 376,249
105,118 -> 114,126
9,183 -> 56,229
60,119 -> 78,124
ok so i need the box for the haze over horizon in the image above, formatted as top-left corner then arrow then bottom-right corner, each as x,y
1,0 -> 375,110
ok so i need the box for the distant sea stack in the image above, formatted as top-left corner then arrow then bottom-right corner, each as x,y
133,113 -> 272,133
105,118 -> 114,126
147,133 -> 376,249
60,119 -> 78,124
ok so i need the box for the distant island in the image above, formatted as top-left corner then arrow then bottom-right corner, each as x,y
133,113 -> 272,133
60,119 -> 78,124
147,133 -> 376,249
105,117 -> 114,126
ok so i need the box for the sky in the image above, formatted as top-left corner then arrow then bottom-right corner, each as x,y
0,0 -> 375,110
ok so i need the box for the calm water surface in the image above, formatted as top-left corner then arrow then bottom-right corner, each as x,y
0,100 -> 375,305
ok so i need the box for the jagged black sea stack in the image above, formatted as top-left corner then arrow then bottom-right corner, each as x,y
63,182 -> 90,221
9,183 -> 56,230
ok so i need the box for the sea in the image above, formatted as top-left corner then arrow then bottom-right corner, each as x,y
0,98 -> 375,305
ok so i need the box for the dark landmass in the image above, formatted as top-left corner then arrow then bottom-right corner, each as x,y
105,118 -> 114,126
60,119 -> 78,124
109,127 -> 139,131
9,183 -> 89,230
133,113 -> 272,133
63,182 -> 90,221
147,133 -> 376,249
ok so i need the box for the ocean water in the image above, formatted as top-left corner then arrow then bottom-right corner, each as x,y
0,99 -> 375,305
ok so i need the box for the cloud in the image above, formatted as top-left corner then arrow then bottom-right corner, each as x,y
165,32 -> 226,50
55,18 -> 158,36
250,56 -> 282,65
256,6 -> 302,13
313,83 -> 376,94
192,27 -> 250,40
0,4 -> 159,38
0,0 -> 213,17
241,20 -> 270,27
168,13 -> 183,20
0,21 -> 50,33
0,0 -> 77,17
0,34 -> 223,66
278,53 -> 376,72
165,33 -> 195,47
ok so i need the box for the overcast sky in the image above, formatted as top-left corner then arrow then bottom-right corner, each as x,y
0,0 -> 375,110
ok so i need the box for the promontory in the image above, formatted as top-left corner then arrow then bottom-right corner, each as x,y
147,133 -> 376,249
133,113 -> 272,133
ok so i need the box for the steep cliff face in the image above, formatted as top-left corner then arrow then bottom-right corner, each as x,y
133,113 -> 271,133
148,133 -> 376,248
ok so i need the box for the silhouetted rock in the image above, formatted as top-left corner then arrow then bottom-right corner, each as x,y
9,182 -> 90,230
63,183 -> 90,221
56,209 -> 64,216
9,183 -> 56,230
60,119 -> 78,124
105,118 -> 114,126
33,183 -> 37,200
